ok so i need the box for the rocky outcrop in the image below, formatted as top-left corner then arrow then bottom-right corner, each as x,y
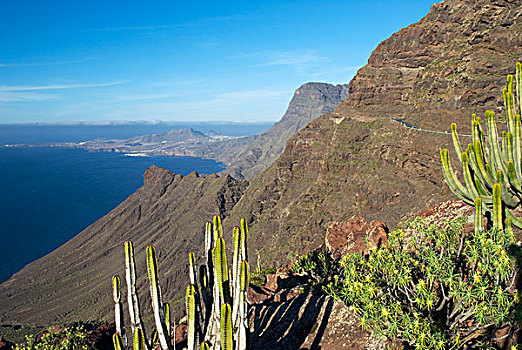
326,214 -> 388,259
250,295 -> 386,350
338,0 -> 522,129
173,82 -> 349,179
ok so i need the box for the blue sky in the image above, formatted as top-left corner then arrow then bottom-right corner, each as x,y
1,0 -> 438,123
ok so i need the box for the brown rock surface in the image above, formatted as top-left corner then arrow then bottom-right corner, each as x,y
326,213 -> 388,259
222,0 -> 522,265
250,294 -> 387,350
223,82 -> 349,179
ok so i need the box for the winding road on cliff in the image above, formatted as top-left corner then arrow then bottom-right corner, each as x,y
391,118 -> 471,138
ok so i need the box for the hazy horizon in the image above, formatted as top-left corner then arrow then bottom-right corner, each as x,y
2,0 -> 438,123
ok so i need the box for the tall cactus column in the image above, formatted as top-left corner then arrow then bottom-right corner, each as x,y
441,63 -> 522,228
112,275 -> 127,347
185,215 -> 251,350
147,246 -> 171,350
112,215 -> 252,350
124,241 -> 146,338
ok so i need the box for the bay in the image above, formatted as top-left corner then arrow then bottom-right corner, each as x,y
0,147 -> 225,282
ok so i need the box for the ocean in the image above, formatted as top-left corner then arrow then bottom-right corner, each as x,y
0,123 -> 271,283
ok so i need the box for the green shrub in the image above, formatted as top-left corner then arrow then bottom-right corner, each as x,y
14,325 -> 92,350
250,267 -> 277,287
326,215 -> 520,349
292,250 -> 337,292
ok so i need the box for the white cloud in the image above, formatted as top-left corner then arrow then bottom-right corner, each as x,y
0,92 -> 58,102
253,50 -> 328,67
0,57 -> 101,68
0,81 -> 126,92
234,50 -> 329,71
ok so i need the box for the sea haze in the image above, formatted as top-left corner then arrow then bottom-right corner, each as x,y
0,123 -> 269,283
0,122 -> 272,144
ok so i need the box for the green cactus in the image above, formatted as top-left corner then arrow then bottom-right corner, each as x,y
474,197 -> 483,234
113,242 -> 174,350
220,303 -> 233,350
441,63 -> 522,228
133,327 -> 147,350
163,302 -> 171,338
124,241 -> 144,335
146,245 -> 170,350
213,215 -> 223,240
112,275 -> 127,347
186,215 -> 251,350
213,237 -> 231,305
113,333 -> 125,350
112,215 -> 251,350
187,284 -> 197,350
236,261 -> 249,350
150,331 -> 159,348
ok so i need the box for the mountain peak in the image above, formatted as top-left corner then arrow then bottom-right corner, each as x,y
339,0 -> 522,128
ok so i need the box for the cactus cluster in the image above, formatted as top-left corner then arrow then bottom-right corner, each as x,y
186,215 -> 250,350
112,241 -> 172,350
441,62 -> 522,228
111,215 -> 250,350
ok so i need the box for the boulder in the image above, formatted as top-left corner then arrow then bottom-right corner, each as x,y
326,213 -> 388,259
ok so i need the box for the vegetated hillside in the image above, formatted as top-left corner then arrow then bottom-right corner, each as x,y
0,0 -> 521,327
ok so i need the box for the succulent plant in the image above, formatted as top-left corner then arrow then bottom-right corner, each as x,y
441,63 -> 522,228
111,215 -> 251,350
112,241 -> 172,350
185,216 -> 251,350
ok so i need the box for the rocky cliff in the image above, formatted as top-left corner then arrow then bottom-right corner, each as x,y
73,83 -> 348,180
0,0 -> 521,331
223,83 -> 349,179
222,0 -> 522,263
152,82 -> 349,179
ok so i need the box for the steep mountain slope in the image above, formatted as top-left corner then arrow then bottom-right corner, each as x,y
0,166 -> 246,324
222,83 -> 349,179
1,0 -> 521,326
0,83 -> 347,326
171,83 -> 349,178
73,83 -> 348,180
223,0 -> 522,262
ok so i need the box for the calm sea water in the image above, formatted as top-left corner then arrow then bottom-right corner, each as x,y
0,123 -> 270,283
